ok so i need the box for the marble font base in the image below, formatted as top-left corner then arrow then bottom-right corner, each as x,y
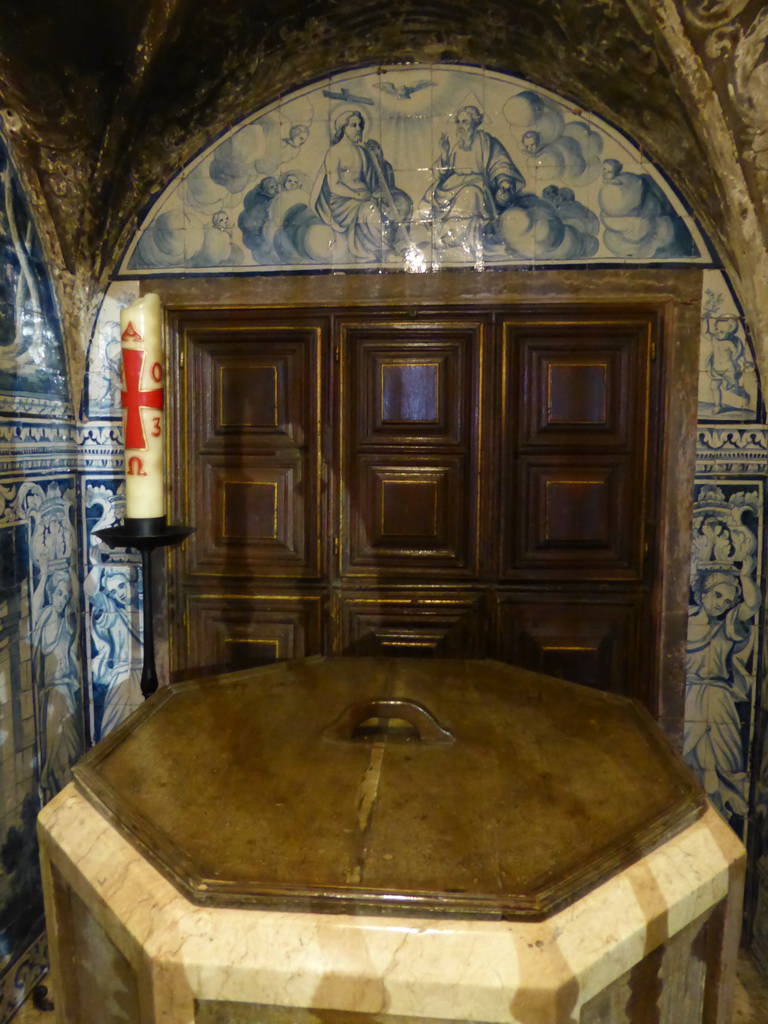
38,784 -> 745,1024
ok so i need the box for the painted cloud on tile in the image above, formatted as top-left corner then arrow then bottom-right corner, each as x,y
121,65 -> 707,275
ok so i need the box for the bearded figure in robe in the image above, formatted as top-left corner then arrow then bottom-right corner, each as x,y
423,105 -> 525,255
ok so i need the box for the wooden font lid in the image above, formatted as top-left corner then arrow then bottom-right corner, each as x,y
74,657 -> 705,919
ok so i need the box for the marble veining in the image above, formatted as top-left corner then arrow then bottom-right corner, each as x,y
39,786 -> 744,1024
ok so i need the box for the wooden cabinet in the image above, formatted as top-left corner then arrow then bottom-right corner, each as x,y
169,304 -> 662,702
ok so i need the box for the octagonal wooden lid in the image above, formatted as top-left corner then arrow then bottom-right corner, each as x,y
74,657 -> 705,920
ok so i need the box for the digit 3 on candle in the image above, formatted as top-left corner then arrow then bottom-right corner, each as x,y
119,294 -> 165,522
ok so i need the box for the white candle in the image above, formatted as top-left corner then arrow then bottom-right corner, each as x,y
119,294 -> 165,521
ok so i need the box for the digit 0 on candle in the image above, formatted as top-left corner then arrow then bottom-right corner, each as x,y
120,294 -> 165,522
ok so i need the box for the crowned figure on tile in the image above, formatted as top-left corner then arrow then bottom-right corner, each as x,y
22,483 -> 83,803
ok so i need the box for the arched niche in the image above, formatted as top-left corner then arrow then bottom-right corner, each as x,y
92,64 -> 761,760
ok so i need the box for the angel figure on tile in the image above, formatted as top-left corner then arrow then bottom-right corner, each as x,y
89,565 -> 143,741
30,537 -> 83,804
684,520 -> 760,828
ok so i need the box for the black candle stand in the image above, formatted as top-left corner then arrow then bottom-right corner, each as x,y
94,518 -> 195,699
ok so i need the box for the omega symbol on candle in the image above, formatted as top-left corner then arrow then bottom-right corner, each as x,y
127,456 -> 148,477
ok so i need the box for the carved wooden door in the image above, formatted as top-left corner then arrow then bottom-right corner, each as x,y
173,316 -> 326,674
492,313 -> 658,703
169,304 -> 660,702
335,316 -> 486,659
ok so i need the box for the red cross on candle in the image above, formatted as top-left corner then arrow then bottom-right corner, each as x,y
121,348 -> 164,450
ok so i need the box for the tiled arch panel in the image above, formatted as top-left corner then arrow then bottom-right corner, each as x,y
119,63 -> 709,277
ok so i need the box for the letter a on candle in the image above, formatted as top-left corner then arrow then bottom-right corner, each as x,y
120,294 -> 165,520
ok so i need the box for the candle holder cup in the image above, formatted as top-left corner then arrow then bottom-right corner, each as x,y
95,520 -> 195,699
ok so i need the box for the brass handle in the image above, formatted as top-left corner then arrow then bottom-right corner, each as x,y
323,699 -> 453,744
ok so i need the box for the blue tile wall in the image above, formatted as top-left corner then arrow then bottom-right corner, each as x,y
81,479 -> 142,743
698,271 -> 759,423
0,135 -> 82,1019
81,285 -> 143,745
684,476 -> 763,840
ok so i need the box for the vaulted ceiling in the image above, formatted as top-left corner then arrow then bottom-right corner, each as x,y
1,0 -> 767,389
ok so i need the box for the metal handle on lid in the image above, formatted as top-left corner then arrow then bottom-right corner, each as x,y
323,698 -> 454,744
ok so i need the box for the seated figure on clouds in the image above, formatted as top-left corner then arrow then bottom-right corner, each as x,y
422,105 -> 525,254
311,110 -> 412,261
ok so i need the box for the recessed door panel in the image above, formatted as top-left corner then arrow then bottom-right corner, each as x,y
508,457 -> 639,575
508,324 -> 646,449
499,315 -> 654,582
179,317 -> 323,582
493,592 -> 643,698
345,455 -> 473,574
338,591 -> 484,657
547,361 -> 608,426
341,320 -> 482,578
345,325 -> 478,447
186,456 -> 319,577
381,361 -> 440,423
183,592 -> 324,675
190,328 -> 319,451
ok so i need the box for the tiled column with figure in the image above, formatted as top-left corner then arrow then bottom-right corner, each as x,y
0,134 -> 83,1018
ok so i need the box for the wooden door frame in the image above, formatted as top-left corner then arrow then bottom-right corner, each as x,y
157,268 -> 701,746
